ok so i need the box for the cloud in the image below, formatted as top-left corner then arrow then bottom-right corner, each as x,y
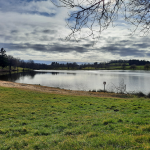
0,0 -> 56,16
133,43 -> 150,49
0,0 -> 149,63
11,30 -> 19,34
1,43 -> 89,54
94,37 -> 150,57
42,29 -> 57,34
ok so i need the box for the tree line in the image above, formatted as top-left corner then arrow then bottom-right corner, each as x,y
1,48 -> 150,71
0,48 -> 49,71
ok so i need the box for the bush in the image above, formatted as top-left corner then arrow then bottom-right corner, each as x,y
91,89 -> 96,92
147,92 -> 150,98
135,92 -> 145,97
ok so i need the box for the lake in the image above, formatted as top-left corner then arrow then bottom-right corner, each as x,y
0,70 -> 150,94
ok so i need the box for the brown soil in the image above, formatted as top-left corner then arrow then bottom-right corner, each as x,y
0,80 -> 128,98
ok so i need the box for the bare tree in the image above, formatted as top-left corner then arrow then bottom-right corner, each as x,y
7,55 -> 14,71
28,59 -> 35,69
15,58 -> 21,71
51,0 -> 150,39
144,64 -> 150,70
130,64 -> 137,70
121,63 -> 126,70
107,78 -> 126,93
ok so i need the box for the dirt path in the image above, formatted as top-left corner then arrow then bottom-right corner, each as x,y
0,80 -> 125,98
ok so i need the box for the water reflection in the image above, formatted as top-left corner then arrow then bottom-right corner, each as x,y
0,71 -> 36,82
51,72 -> 59,75
0,70 -> 150,94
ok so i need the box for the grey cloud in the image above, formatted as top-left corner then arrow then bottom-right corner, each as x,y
83,44 -> 93,47
42,30 -> 57,34
119,48 -> 146,57
146,53 -> 150,57
1,43 -> 89,54
91,36 -> 150,57
11,30 -> 18,34
0,0 -> 56,17
2,34 -> 149,58
31,29 -> 57,35
86,55 -> 101,60
50,45 -> 89,53
100,45 -> 121,52
97,44 -> 146,57
133,43 -> 150,48
39,36 -> 54,41
105,36 -> 150,48
119,40 -> 133,44
29,12 -> 56,17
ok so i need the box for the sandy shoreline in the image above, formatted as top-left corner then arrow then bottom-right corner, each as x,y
0,80 -> 125,98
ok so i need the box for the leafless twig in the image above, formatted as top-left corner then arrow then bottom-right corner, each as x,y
51,0 -> 150,40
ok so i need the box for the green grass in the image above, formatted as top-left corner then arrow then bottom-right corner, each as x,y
0,87 -> 150,149
0,67 -> 32,76
109,63 -> 129,66
81,65 -> 146,70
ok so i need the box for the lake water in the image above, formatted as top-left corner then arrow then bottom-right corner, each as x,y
0,70 -> 150,94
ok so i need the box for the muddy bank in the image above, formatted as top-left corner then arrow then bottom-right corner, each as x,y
0,80 -> 130,98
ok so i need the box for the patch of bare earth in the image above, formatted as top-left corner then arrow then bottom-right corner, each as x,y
0,80 -> 128,98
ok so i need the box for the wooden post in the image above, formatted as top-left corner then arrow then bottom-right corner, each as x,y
103,82 -> 106,92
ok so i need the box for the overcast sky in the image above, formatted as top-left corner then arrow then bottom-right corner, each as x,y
0,0 -> 150,64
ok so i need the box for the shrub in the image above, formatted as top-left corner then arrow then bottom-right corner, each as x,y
97,89 -> 107,92
135,92 -> 145,97
147,92 -> 150,98
91,89 -> 96,92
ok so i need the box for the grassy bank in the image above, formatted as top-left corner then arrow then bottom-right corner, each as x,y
0,86 -> 150,149
43,65 -> 147,70
0,67 -> 32,75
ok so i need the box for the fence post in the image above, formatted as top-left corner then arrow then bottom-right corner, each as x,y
103,82 -> 106,92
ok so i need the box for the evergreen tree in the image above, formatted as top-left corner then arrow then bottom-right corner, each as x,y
0,48 -> 8,69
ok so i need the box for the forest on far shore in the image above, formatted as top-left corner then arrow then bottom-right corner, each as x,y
1,48 -> 150,71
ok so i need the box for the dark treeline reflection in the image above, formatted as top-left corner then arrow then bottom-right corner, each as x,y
35,71 -> 77,75
35,71 -> 60,75
0,71 -> 78,82
51,72 -> 59,75
0,71 -> 37,82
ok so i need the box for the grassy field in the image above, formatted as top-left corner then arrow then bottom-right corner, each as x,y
0,66 -> 30,71
0,87 -> 150,149
0,67 -> 32,75
78,65 -> 145,70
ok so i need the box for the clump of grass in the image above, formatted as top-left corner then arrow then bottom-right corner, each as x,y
33,142 -> 48,150
142,125 -> 150,132
86,132 -> 98,138
118,119 -> 123,123
34,130 -> 50,136
103,119 -> 114,125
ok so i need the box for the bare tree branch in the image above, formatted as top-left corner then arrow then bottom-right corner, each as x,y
51,0 -> 150,39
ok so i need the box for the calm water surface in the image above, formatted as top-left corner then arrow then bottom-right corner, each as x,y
0,70 -> 150,94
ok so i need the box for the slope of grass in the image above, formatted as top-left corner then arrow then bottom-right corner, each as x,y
0,86 -> 150,149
